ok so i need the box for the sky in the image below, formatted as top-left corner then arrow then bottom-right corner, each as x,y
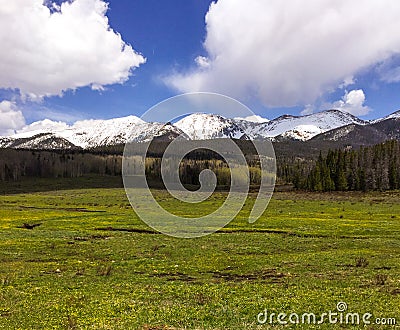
1,0 -> 400,135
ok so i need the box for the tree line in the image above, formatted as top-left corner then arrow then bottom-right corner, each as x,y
0,149 -> 122,181
144,157 -> 266,187
280,140 -> 400,191
0,149 -> 266,186
1,139 -> 399,192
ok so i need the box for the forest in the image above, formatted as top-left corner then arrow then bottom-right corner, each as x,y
0,139 -> 399,192
279,140 -> 400,191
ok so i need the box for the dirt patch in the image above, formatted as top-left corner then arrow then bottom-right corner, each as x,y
151,272 -> 196,282
374,266 -> 392,270
73,234 -> 110,241
141,325 -> 177,330
19,205 -> 106,213
17,223 -> 42,229
391,288 -> 400,295
218,228 -> 369,240
95,227 -> 158,234
210,268 -> 287,282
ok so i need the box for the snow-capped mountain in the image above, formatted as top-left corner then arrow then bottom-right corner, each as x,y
238,110 -> 367,141
279,125 -> 327,141
0,133 -> 79,150
12,116 -> 146,148
371,109 -> 400,123
1,109 -> 399,150
234,115 -> 269,123
0,137 -> 14,148
129,122 -> 189,143
313,113 -> 400,145
175,113 -> 248,140
6,116 -> 187,149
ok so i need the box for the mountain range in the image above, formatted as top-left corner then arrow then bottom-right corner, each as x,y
0,109 -> 399,150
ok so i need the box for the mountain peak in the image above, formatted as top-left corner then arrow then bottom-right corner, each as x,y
2,109 -> 398,150
322,109 -> 364,120
384,109 -> 400,120
175,113 -> 246,140
234,114 -> 269,123
274,114 -> 297,121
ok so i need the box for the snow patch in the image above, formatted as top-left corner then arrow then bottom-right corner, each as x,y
175,113 -> 246,140
234,115 -> 269,123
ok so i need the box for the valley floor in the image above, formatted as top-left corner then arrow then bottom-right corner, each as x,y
0,182 -> 399,329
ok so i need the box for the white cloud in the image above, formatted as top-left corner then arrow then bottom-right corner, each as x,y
0,0 -> 145,100
328,89 -> 371,116
195,56 -> 211,69
380,67 -> 400,83
0,101 -> 26,135
338,76 -> 356,89
377,55 -> 400,83
301,104 -> 315,116
165,0 -> 400,108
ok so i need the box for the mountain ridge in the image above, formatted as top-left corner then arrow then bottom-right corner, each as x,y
1,109 -> 399,150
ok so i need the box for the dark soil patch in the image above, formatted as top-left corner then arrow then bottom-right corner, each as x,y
73,234 -> 110,241
17,223 -> 42,229
210,268 -> 286,282
95,227 -> 158,234
19,205 -> 106,213
151,272 -> 196,282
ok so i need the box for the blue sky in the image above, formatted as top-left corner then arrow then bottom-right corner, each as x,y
1,0 -> 400,134
38,0 -> 215,120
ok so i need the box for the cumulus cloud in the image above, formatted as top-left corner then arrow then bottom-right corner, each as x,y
165,0 -> 400,108
0,0 -> 145,99
195,56 -> 211,69
0,101 -> 26,135
328,89 -> 371,116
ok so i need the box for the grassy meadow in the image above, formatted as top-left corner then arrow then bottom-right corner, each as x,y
0,177 -> 399,329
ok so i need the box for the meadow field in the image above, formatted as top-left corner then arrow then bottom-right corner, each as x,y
0,177 -> 399,329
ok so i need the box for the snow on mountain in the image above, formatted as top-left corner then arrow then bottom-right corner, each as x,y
280,125 -> 323,141
241,110 -> 367,141
234,115 -> 269,123
59,116 -> 146,148
15,119 -> 70,137
0,109 -> 385,150
175,113 -> 247,140
124,122 -> 189,143
372,109 -> 400,123
0,133 -> 79,150
15,133 -> 79,150
232,119 -> 268,139
8,115 -> 187,149
66,118 -> 189,147
386,110 -> 400,119
0,137 -> 15,148
315,124 -> 358,142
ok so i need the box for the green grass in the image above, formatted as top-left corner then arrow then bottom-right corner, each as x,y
0,180 -> 400,329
